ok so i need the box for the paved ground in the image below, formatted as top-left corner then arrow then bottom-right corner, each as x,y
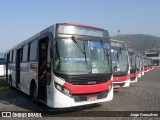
0,67 -> 160,120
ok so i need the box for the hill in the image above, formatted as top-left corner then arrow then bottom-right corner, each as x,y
111,34 -> 160,52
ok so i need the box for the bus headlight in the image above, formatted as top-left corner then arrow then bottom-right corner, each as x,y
64,88 -> 70,95
108,84 -> 112,92
56,84 -> 62,91
55,82 -> 71,97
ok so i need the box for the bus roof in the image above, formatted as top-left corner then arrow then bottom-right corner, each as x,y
64,23 -> 103,30
5,23 -> 108,54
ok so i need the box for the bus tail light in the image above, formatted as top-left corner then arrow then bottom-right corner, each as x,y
55,82 -> 71,97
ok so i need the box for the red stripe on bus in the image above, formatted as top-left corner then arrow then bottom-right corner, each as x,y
113,74 -> 128,82
130,73 -> 136,78
144,67 -> 149,71
136,70 -> 141,74
63,80 -> 112,94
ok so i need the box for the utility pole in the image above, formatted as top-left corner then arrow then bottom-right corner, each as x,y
118,30 -> 120,40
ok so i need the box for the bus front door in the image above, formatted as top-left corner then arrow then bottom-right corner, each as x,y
38,38 -> 49,103
16,49 -> 21,88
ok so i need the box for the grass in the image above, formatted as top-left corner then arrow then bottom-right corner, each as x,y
0,78 -> 9,90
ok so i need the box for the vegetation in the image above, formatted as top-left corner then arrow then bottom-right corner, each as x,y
111,34 -> 160,52
0,78 -> 9,90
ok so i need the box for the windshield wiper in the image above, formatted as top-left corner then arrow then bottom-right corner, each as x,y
117,48 -> 122,62
100,39 -> 110,66
72,36 -> 86,54
71,36 -> 87,65
83,41 -> 87,65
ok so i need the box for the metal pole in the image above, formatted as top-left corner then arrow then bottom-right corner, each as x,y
118,30 -> 120,40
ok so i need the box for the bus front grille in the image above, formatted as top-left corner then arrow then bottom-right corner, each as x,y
72,90 -> 108,102
68,75 -> 111,85
54,72 -> 112,85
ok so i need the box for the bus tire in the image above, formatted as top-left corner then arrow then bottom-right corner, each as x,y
30,82 -> 38,103
9,75 -> 13,89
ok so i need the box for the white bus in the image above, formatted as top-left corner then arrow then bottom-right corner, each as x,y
111,39 -> 130,88
135,54 -> 141,77
5,23 -> 113,108
0,53 -> 5,77
127,46 -> 138,83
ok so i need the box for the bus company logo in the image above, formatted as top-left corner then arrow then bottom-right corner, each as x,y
2,112 -> 11,117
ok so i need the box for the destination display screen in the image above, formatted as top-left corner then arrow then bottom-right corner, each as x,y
111,41 -> 125,48
57,25 -> 108,38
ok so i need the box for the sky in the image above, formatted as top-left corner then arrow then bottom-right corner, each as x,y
0,0 -> 160,52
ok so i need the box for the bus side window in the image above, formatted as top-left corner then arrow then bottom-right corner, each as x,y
13,50 -> 16,63
22,44 -> 28,62
29,40 -> 38,61
9,51 -> 13,63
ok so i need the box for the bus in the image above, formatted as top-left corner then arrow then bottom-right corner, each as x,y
149,58 -> 154,70
0,53 -> 5,77
144,57 -> 153,72
127,46 -> 138,83
140,56 -> 145,76
144,57 -> 149,72
111,39 -> 130,88
146,58 -> 153,71
136,54 -> 142,78
5,23 -> 113,108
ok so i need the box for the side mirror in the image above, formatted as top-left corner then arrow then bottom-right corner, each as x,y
50,47 -> 54,59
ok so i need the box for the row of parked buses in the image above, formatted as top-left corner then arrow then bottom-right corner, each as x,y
110,40 -> 153,89
4,23 -> 153,108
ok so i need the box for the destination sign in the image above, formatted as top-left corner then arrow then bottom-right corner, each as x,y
111,41 -> 125,48
58,25 -> 108,38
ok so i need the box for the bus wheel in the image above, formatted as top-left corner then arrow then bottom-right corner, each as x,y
30,83 -> 38,103
9,75 -> 13,89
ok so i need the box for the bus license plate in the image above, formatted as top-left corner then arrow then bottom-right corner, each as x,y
87,96 -> 97,101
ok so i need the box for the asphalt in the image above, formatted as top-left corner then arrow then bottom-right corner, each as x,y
0,67 -> 160,120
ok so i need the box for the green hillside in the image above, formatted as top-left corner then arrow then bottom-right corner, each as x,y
111,34 -> 160,52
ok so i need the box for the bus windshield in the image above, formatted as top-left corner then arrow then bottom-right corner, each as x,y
54,39 -> 111,75
129,54 -> 136,69
111,48 -> 128,72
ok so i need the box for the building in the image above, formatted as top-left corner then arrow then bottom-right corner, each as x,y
145,52 -> 160,66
